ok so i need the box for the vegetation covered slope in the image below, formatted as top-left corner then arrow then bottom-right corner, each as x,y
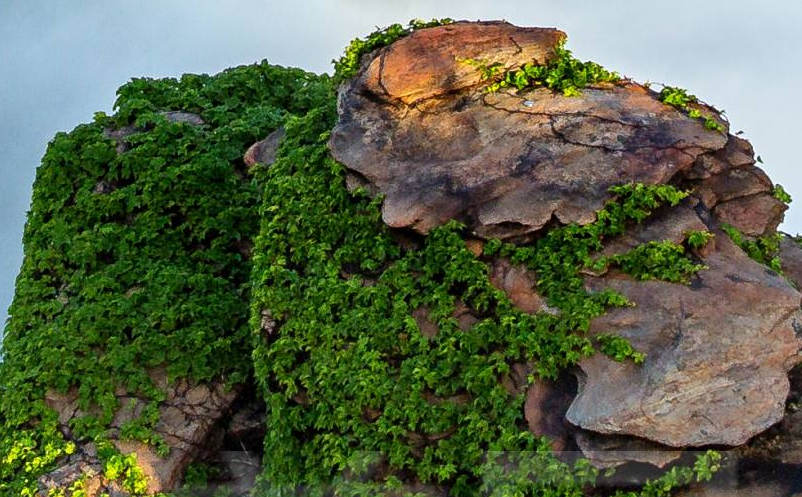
0,63 -> 329,495
2,19 -> 731,497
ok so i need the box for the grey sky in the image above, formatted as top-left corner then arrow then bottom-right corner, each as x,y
2,0 -> 801,333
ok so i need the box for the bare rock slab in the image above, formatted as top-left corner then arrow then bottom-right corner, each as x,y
566,209 -> 802,447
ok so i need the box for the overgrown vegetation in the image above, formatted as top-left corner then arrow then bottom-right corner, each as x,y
0,62 -> 330,495
248,27 -> 715,490
461,41 -> 620,96
657,85 -> 725,132
2,19 -> 724,497
773,183 -> 793,204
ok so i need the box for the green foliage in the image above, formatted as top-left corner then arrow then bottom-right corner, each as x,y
612,451 -> 721,497
721,224 -> 782,273
248,79 -> 709,494
103,452 -> 149,495
333,18 -> 454,83
464,41 -> 621,96
686,230 -> 714,249
2,19 -> 722,497
773,183 -> 793,204
0,61 -> 331,495
659,86 -> 696,109
659,85 -> 724,132
596,334 -> 646,365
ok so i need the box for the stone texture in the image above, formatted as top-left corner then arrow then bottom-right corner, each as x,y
713,193 -> 787,237
488,258 -> 554,314
244,126 -> 285,168
574,430 -> 683,469
523,374 -> 576,451
566,209 -> 802,447
357,21 -> 565,105
780,234 -> 802,289
41,369 -> 239,494
331,26 -> 728,239
161,110 -> 205,126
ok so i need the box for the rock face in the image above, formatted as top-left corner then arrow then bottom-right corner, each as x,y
40,370 -> 239,495
329,19 -> 802,466
244,126 -> 285,168
569,216 -> 802,447
330,21 -> 730,239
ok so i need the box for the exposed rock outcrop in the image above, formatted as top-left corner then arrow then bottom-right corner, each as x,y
21,19 -> 802,497
40,370 -> 239,494
330,22 -> 729,240
329,19 -> 802,467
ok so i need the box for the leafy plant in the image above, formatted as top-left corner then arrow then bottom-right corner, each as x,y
686,230 -> 714,249
0,62 -> 331,495
773,183 -> 793,204
463,41 -> 621,96
659,85 -> 724,132
721,223 -> 782,273
597,334 -> 646,365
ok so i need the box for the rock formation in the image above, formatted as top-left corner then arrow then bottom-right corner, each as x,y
329,19 -> 802,479
4,18 -> 802,497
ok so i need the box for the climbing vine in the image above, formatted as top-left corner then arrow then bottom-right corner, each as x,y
0,62 -> 330,495
721,223 -> 783,274
247,26 -> 716,492
1,19 -> 725,497
657,85 -> 725,132
461,41 -> 621,96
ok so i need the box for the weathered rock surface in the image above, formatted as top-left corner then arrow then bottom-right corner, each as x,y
489,258 -> 554,314
567,214 -> 802,447
40,370 -> 238,495
330,19 -> 802,465
330,22 -> 729,239
523,374 -> 575,451
780,234 -> 802,288
244,126 -> 285,168
357,21 -> 565,105
574,430 -> 683,469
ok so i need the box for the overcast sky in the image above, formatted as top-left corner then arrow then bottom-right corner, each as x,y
2,0 -> 801,334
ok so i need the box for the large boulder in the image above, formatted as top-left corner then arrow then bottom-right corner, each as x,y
40,369 -> 239,495
568,210 -> 802,447
329,19 -> 802,461
330,22 -> 729,239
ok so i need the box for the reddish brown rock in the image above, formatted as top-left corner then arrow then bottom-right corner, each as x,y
524,374 -> 576,451
566,208 -> 802,447
359,21 -> 565,105
686,135 -> 755,180
488,258 -> 553,314
41,370 -> 239,494
779,234 -> 802,288
330,23 -> 728,239
244,126 -> 285,168
713,193 -> 786,237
